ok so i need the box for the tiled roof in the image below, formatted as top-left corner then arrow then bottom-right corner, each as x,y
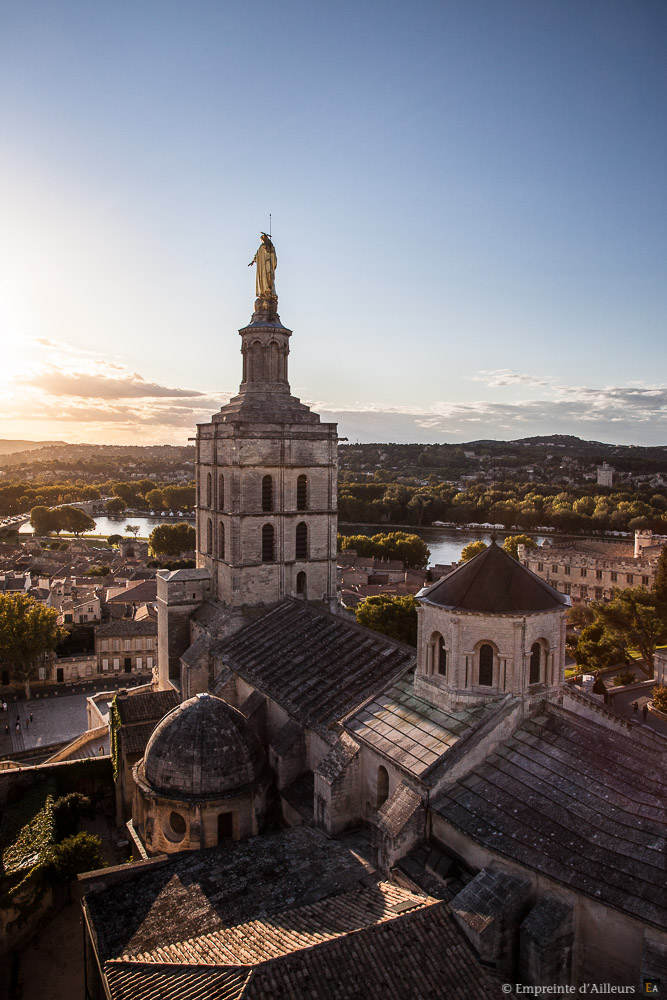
116,689 -> 179,725
84,829 -> 373,964
105,962 -> 249,1000
123,882 -> 435,966
345,671 -> 496,776
433,705 -> 667,928
419,541 -> 568,614
241,901 -> 493,1000
106,581 -> 157,604
96,620 -> 157,638
142,694 -> 265,799
218,601 -> 415,736
87,827 -> 497,1000
120,720 -> 159,756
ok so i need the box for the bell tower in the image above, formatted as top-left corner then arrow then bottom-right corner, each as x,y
195,236 -> 338,609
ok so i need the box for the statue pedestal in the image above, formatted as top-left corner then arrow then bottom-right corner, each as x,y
252,296 -> 279,323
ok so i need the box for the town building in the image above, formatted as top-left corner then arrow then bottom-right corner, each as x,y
597,461 -> 614,486
95,618 -> 157,678
517,532 -> 664,603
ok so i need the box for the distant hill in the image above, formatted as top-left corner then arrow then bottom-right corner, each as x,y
0,439 -> 68,456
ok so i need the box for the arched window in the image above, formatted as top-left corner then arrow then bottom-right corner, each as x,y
296,475 -> 308,511
377,766 -> 389,807
218,474 -> 224,510
206,472 -> 212,508
296,571 -> 307,596
262,475 -> 273,512
429,632 -> 446,676
437,634 -> 447,676
479,643 -> 494,686
530,642 -> 542,684
219,522 -> 225,559
206,518 -> 213,555
268,341 -> 280,380
262,523 -> 274,562
295,521 -> 308,560
251,340 -> 264,381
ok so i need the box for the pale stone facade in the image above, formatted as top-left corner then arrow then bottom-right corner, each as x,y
195,306 -> 337,609
416,603 -> 565,712
519,537 -> 658,603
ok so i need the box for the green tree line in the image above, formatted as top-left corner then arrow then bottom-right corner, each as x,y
339,479 -> 667,534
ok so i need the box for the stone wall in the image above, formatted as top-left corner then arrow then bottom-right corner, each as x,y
156,569 -> 211,688
416,603 -> 565,710
196,421 -> 337,608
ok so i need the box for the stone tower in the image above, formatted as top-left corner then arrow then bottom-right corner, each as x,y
195,238 -> 338,608
415,540 -> 568,712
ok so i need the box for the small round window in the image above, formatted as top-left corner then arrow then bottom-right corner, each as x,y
169,810 -> 186,840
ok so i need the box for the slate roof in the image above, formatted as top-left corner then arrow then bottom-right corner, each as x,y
419,540 -> 568,614
96,620 -> 157,638
120,721 -> 158,757
217,601 -> 415,737
433,705 -> 667,928
84,827 -> 496,1000
115,689 -> 179,726
345,670 -> 497,776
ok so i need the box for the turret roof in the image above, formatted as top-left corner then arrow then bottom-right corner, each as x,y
418,541 -> 568,615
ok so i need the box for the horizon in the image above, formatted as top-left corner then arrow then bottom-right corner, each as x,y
2,431 -> 667,454
2,1 -> 667,447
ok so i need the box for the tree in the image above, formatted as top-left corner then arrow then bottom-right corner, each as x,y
593,588 -> 667,677
407,492 -> 434,526
30,505 -> 56,535
653,685 -> 667,713
652,546 -> 667,604
0,593 -> 66,699
107,534 -> 122,547
338,531 -> 429,569
502,534 -> 538,561
574,623 -> 628,672
355,595 -> 418,646
105,497 -> 127,515
125,524 -> 141,537
149,522 -> 196,556
460,540 -> 487,562
43,831 -> 105,881
566,603 -> 596,629
61,507 -> 96,536
145,488 -> 165,510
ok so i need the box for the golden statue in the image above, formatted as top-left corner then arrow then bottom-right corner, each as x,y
249,233 -> 277,300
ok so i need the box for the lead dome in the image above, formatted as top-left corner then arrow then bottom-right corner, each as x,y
142,692 -> 265,799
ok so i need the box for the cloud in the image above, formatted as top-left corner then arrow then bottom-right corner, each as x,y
315,379 -> 667,444
469,369 -> 559,389
25,369 -> 204,399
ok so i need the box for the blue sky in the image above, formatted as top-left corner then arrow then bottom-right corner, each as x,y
1,0 -> 666,445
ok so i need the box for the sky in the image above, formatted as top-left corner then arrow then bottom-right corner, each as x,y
1,0 -> 667,447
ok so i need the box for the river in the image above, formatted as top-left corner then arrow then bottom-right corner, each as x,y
338,524 -> 552,566
19,513 -> 194,539
19,514 -> 551,566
